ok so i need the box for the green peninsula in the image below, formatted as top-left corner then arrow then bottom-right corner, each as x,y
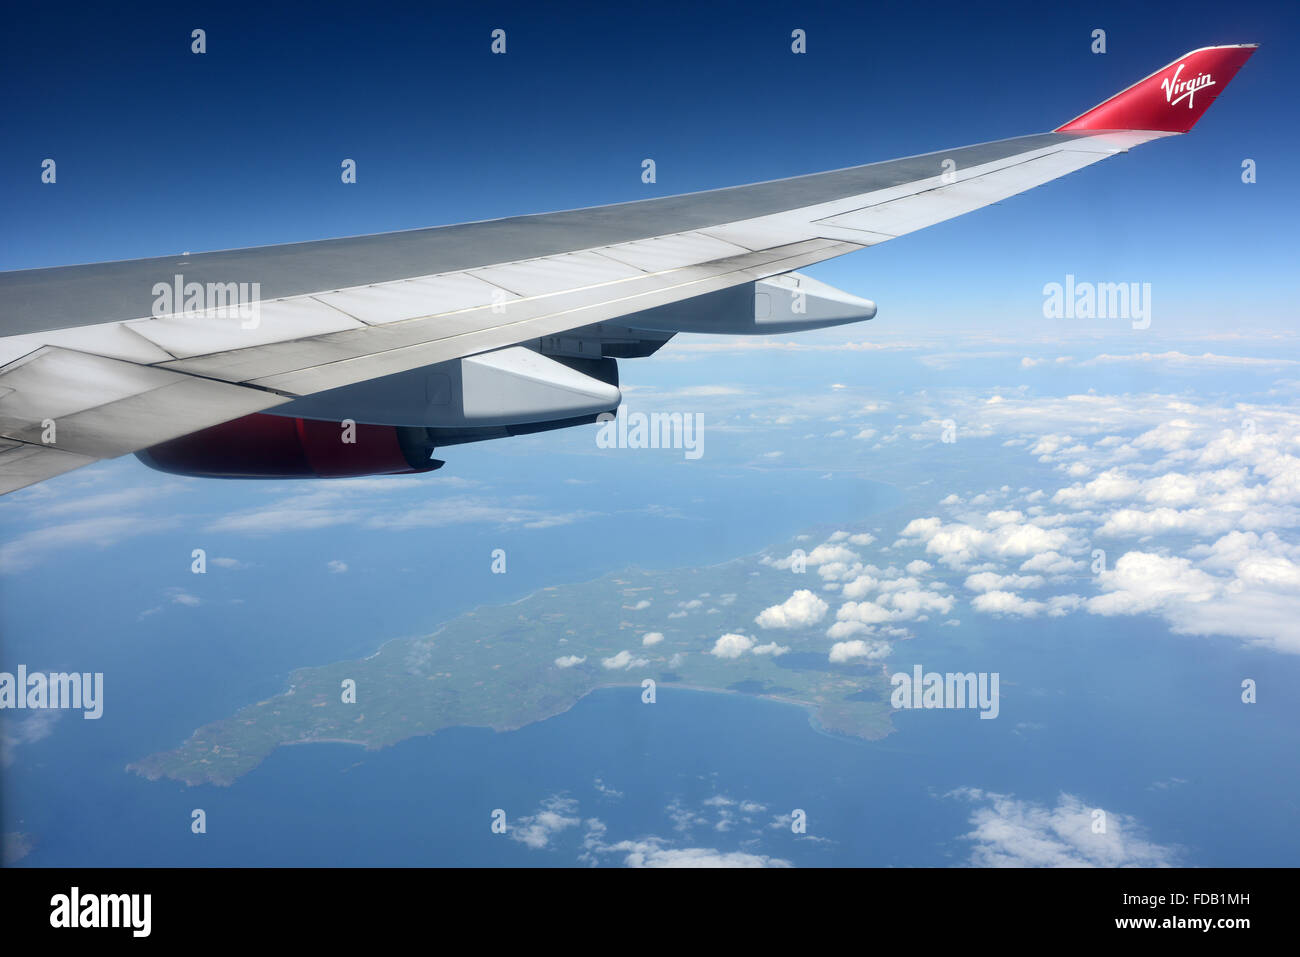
129,554 -> 893,786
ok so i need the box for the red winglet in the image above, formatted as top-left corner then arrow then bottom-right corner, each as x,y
1056,44 -> 1257,133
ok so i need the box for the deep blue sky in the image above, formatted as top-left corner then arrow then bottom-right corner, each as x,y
2,0 -> 1295,331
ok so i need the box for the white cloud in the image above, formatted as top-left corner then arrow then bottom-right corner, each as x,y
710,634 -> 754,659
840,574 -> 879,599
0,514 -> 183,574
1087,552 -> 1219,617
826,620 -> 872,640
555,655 -> 587,668
509,796 -> 582,850
1020,551 -> 1084,575
949,788 -> 1179,867
755,589 -> 829,629
1081,351 -> 1298,369
897,516 -> 1078,570
601,650 -> 650,670
601,841 -> 791,868
1086,547 -> 1300,653
836,600 -> 894,626
206,487 -> 596,536
505,793 -> 796,867
765,543 -> 859,570
641,632 -> 664,646
881,588 -> 954,619
971,590 -> 1045,617
964,571 -> 1045,593
1,711 -> 60,768
829,639 -> 892,663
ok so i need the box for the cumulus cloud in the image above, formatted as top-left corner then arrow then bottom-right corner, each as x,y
505,789 -> 798,866
836,582 -> 952,627
641,632 -> 664,646
508,796 -> 582,850
755,590 -> 829,629
971,591 -> 1045,617
555,655 -> 587,668
964,572 -> 1045,593
826,620 -> 873,640
836,600 -> 893,626
874,387 -> 1300,653
601,650 -> 650,670
881,587 -> 954,619
1020,551 -> 1084,575
710,634 -> 754,659
897,516 -> 1079,570
948,788 -> 1180,867
1087,552 -> 1219,617
840,574 -> 879,599
765,543 -> 860,570
1085,546 -> 1300,653
828,639 -> 892,663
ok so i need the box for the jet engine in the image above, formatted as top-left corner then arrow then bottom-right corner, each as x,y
135,414 -> 442,479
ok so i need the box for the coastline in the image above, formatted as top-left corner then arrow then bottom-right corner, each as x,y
129,675 -> 894,787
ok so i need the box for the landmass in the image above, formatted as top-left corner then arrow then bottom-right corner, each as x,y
129,550 -> 894,787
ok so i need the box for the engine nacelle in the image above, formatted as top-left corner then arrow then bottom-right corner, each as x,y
135,414 -> 442,479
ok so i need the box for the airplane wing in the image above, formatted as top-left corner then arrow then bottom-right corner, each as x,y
0,44 -> 1257,494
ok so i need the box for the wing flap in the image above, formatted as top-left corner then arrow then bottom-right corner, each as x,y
243,239 -> 863,396
314,273 -> 519,326
124,296 -> 367,360
0,440 -> 98,495
0,347 -> 285,470
145,238 -> 853,391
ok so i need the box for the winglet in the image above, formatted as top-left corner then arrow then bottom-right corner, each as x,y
1055,44 -> 1257,133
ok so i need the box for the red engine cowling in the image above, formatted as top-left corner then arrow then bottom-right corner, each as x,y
135,413 -> 442,479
